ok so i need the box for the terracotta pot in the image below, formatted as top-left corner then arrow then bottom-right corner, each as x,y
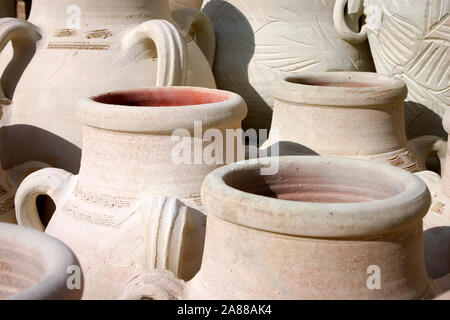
262,72 -> 446,173
15,87 -> 247,299
120,156 -> 440,300
335,0 -> 450,138
0,222 -> 82,300
200,0 -> 374,131
0,0 -> 216,174
415,109 -> 450,280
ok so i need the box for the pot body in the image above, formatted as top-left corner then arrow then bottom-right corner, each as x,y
263,72 -> 445,173
0,223 -> 82,300
0,0 -> 216,173
363,0 -> 449,138
121,156 -> 437,299
202,0 -> 375,130
169,0 -> 204,11
15,87 -> 247,299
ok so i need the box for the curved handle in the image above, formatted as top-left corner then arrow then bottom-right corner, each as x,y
172,8 -> 216,67
119,269 -> 184,300
0,18 -> 39,104
333,0 -> 368,44
15,168 -> 77,231
121,19 -> 187,87
409,135 -> 447,174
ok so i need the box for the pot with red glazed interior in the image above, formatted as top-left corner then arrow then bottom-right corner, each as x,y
14,87 -> 247,300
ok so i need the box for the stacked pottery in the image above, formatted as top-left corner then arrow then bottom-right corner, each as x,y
0,223 -> 82,300
262,72 -> 446,173
0,0 -> 216,174
120,156 -> 441,300
201,0 -> 375,130
335,0 -> 450,138
415,109 -> 450,281
15,87 -> 247,299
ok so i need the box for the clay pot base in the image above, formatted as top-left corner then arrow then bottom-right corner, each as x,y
93,87 -> 230,107
224,163 -> 401,204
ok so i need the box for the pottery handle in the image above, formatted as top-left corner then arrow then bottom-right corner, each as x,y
119,269 -> 185,300
15,168 -> 76,231
333,0 -> 368,44
122,19 -> 187,86
409,136 -> 447,174
0,18 -> 39,104
171,8 -> 216,67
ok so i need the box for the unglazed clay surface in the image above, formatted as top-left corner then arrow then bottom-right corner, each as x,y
262,72 -> 446,173
342,0 -> 449,138
202,0 -> 375,130
0,223 -> 82,300
120,156 -> 440,300
15,87 -> 247,299
169,0 -> 204,11
0,0 -> 216,173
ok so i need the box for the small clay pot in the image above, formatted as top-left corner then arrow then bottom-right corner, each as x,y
262,72 -> 445,173
0,223 -> 82,300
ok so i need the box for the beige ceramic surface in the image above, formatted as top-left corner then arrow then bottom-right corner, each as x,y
201,0 -> 375,130
0,222 -> 82,300
415,109 -> 450,280
15,87 -> 247,300
335,0 -> 449,138
0,0 -> 216,174
262,72 -> 446,173
120,156 -> 440,300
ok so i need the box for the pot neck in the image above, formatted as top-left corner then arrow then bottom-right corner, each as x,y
270,100 -> 408,156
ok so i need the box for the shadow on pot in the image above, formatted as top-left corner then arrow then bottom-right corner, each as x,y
424,226 -> 450,280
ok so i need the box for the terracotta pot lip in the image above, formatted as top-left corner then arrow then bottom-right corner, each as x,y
202,156 -> 430,238
78,87 -> 247,133
273,72 -> 408,107
1,223 -> 81,300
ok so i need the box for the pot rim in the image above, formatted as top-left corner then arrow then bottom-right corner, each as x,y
201,156 -> 430,238
78,87 -> 247,133
0,223 -> 82,300
272,72 -> 408,107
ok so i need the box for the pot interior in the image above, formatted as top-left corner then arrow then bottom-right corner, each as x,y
93,88 -> 230,107
223,162 -> 404,204
286,76 -> 384,88
0,240 -> 44,298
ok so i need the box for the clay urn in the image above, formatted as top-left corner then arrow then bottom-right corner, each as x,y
262,72 -> 446,173
14,86 -> 247,299
120,156 -> 440,300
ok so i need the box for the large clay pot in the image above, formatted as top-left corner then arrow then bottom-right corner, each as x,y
120,156 -> 441,300
0,222 -> 82,300
416,109 -> 450,280
0,0 -> 216,174
262,72 -> 446,173
201,0 -> 375,130
0,0 -> 15,18
14,87 -> 247,299
334,0 -> 450,138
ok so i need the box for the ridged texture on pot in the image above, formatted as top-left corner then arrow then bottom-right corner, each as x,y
363,0 -> 449,138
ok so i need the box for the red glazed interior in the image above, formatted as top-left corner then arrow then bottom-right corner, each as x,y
93,88 -> 230,107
